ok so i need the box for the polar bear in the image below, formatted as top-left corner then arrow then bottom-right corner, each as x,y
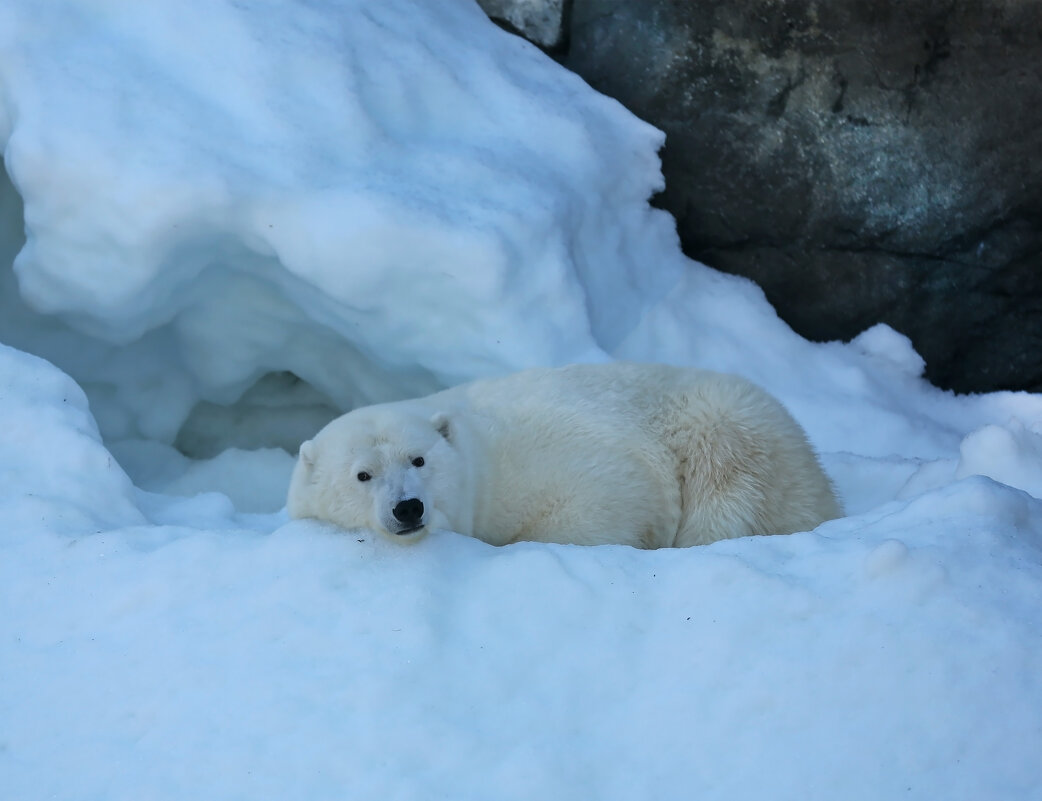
287,363 -> 841,548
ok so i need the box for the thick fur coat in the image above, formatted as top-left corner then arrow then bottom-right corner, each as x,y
287,363 -> 841,547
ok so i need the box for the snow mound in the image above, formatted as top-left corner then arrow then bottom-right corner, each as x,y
2,477 -> 1040,801
957,421 -> 1042,499
0,344 -> 142,536
0,0 -> 679,442
851,323 -> 926,378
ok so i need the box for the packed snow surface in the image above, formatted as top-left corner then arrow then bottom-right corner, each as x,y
1,2 -> 1040,799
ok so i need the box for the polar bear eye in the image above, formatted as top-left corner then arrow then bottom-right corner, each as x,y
411,457 -> 424,468
357,471 -> 372,482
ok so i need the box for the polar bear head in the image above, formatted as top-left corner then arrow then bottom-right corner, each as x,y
287,403 -> 469,542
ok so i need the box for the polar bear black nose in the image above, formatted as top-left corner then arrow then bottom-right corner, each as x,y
392,498 -> 424,526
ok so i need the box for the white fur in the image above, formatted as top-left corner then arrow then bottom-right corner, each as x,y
287,363 -> 842,547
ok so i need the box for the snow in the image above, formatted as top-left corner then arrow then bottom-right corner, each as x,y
1,2 -> 1040,799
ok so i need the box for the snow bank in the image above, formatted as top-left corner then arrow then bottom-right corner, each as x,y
1,1 -> 1041,799
0,344 -> 142,536
0,0 -> 677,443
3,477 -> 1040,801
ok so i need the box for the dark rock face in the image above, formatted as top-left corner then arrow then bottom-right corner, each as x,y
555,0 -> 1042,393
477,0 -> 568,50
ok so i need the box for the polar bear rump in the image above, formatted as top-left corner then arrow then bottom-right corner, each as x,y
287,363 -> 841,548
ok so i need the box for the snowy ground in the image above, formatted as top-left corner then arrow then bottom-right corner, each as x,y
1,2 -> 1041,800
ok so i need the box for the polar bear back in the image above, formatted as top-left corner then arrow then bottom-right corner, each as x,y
452,363 -> 840,547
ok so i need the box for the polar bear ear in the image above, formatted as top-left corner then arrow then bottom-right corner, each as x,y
298,439 -> 316,469
431,412 -> 452,442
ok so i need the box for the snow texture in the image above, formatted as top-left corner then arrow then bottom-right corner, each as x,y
1,2 -> 1041,799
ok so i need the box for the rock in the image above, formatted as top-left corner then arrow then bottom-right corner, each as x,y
477,0 -> 568,50
555,0 -> 1042,393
